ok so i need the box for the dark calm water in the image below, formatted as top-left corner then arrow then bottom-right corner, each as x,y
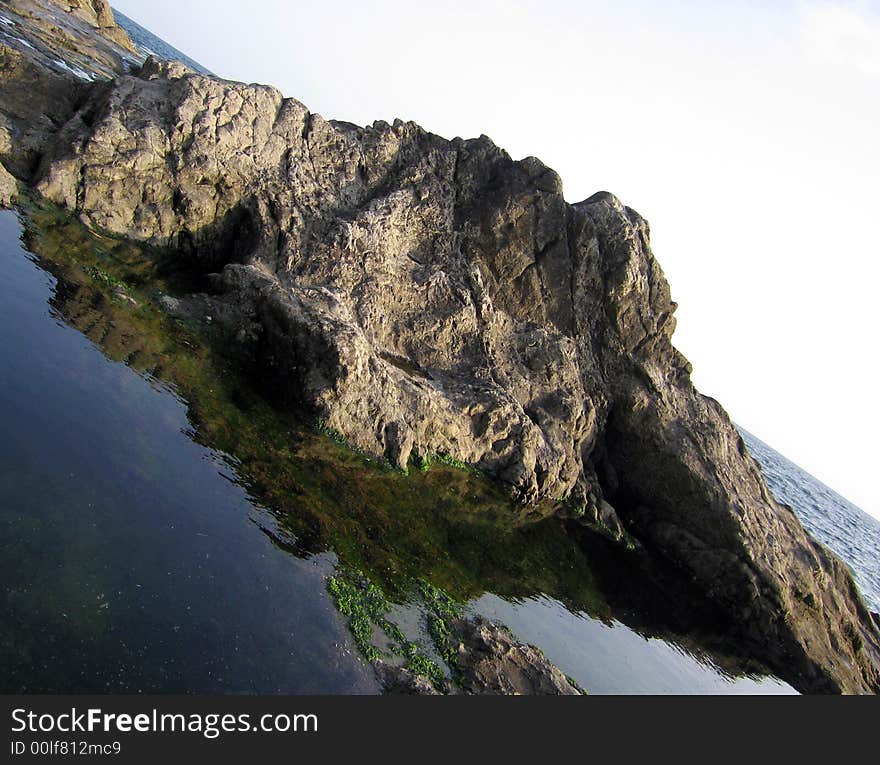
742,430 -> 880,613
0,209 -> 799,694
113,9 -> 212,75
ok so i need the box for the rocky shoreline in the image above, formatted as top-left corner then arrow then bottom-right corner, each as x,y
2,0 -> 879,693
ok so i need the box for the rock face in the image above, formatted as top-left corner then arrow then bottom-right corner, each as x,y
1,0 -> 138,86
1,11 -> 879,694
449,617 -> 582,695
0,43 -> 88,179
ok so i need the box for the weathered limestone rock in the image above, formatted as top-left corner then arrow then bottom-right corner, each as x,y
27,60 -> 880,693
449,617 -> 582,695
64,0 -> 115,29
1,6 -> 877,694
0,43 -> 87,178
1,0 -> 139,86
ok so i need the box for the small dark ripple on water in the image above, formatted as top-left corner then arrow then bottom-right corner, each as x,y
741,429 -> 880,613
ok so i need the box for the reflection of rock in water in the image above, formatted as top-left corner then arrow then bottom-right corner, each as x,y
378,618 -> 582,696
2,0 -> 879,693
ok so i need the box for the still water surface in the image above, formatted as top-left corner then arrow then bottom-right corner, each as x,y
0,209 -> 797,693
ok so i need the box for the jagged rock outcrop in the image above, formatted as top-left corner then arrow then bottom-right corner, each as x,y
0,0 -> 138,89
2,9 -> 879,694
64,0 -> 115,29
33,59 -> 637,515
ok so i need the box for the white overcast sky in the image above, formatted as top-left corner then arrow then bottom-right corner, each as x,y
113,0 -> 880,519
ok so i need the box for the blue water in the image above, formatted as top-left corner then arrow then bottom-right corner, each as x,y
742,430 -> 880,613
113,9 -> 212,75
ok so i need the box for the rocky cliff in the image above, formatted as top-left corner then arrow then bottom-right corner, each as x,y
2,0 -> 879,693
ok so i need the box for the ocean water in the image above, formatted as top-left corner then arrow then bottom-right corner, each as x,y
741,430 -> 880,613
113,9 -> 212,75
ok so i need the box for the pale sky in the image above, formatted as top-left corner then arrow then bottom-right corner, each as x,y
113,0 -> 880,519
